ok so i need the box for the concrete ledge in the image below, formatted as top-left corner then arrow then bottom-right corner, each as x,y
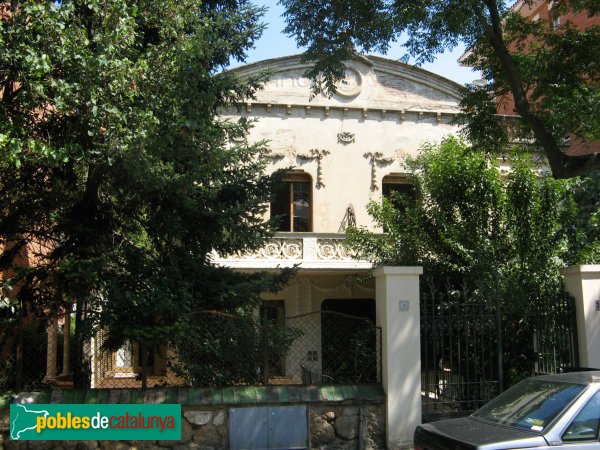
373,266 -> 423,277
560,264 -> 600,275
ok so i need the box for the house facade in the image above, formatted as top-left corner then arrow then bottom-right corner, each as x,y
63,54 -> 464,448
214,53 -> 462,313
210,54 -> 462,387
212,55 -> 465,447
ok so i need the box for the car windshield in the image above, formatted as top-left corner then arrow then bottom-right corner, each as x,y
471,379 -> 586,432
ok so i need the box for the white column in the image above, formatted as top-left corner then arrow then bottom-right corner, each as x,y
561,265 -> 600,369
374,266 -> 423,450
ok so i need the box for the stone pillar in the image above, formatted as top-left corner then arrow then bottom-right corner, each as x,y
374,266 -> 423,450
61,311 -> 71,375
44,316 -> 58,383
561,265 -> 600,369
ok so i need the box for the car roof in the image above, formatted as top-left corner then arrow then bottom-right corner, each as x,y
532,370 -> 600,385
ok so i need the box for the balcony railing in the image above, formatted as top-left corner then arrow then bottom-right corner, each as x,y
212,233 -> 372,270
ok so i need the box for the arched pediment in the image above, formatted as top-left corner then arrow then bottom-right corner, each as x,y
231,55 -> 462,113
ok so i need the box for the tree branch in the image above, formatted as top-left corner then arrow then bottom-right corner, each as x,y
473,0 -> 600,178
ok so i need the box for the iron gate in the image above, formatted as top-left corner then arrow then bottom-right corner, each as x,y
420,292 -> 501,421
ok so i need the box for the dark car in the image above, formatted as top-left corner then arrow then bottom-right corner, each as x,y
414,371 -> 600,450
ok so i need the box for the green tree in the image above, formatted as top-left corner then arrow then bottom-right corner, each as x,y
280,0 -> 600,178
349,138 -> 572,279
0,0 -> 288,387
567,172 -> 600,263
347,138 -> 576,380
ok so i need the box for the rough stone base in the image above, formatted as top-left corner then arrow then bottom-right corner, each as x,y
0,389 -> 386,450
309,404 -> 385,450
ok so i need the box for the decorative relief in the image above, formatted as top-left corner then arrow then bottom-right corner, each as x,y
284,146 -> 298,162
334,68 -> 363,97
297,149 -> 330,189
316,239 -> 357,260
394,148 -> 408,163
262,239 -> 303,259
364,152 -> 395,191
377,74 -> 453,103
263,149 -> 285,163
237,239 -> 303,260
337,132 -> 355,144
228,133 -> 247,144
338,204 -> 357,233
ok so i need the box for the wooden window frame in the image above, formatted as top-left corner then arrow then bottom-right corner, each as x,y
272,172 -> 313,232
382,174 -> 416,202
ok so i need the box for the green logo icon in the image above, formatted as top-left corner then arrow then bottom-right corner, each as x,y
10,404 -> 181,440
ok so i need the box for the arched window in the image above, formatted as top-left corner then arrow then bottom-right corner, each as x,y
270,172 -> 312,232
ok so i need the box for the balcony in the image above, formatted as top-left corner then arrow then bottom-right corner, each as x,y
212,233 -> 373,272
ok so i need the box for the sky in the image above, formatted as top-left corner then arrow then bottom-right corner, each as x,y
232,1 -> 479,86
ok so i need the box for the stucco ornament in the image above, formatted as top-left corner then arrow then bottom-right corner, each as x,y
228,133 -> 246,144
262,149 -> 285,163
316,239 -> 357,260
262,239 -> 303,259
233,239 -> 303,259
337,132 -> 356,144
297,149 -> 330,188
334,68 -> 362,97
364,152 -> 395,191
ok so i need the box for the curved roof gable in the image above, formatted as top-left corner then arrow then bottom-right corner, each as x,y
232,54 -> 462,113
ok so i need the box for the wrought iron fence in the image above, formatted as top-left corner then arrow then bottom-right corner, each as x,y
532,289 -> 579,375
2,289 -> 576,394
420,283 -> 580,422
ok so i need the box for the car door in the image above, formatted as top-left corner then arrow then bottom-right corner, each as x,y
559,390 -> 600,450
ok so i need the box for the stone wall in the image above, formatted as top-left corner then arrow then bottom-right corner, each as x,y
310,405 -> 385,450
0,386 -> 386,450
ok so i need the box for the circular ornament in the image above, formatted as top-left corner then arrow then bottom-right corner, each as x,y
334,68 -> 362,97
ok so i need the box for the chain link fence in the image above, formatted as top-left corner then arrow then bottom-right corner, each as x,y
0,313 -> 71,391
286,311 -> 381,385
1,309 -> 381,390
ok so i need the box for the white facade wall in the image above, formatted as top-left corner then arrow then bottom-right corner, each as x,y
248,108 -> 457,232
226,55 -> 463,234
